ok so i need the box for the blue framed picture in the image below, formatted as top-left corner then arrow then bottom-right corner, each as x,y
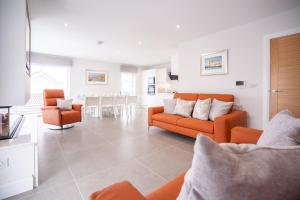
200,49 -> 228,75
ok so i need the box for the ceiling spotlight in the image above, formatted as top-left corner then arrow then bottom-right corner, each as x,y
176,24 -> 181,29
97,41 -> 103,45
138,41 -> 142,46
64,23 -> 68,27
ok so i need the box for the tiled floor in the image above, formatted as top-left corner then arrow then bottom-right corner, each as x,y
7,109 -> 195,200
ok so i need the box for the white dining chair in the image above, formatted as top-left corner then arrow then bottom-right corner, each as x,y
114,95 -> 127,118
99,96 -> 114,119
84,96 -> 100,118
126,96 -> 138,117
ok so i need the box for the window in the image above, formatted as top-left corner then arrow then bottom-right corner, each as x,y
31,64 -> 70,95
121,72 -> 136,95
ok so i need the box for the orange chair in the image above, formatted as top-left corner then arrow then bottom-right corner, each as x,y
41,89 -> 82,129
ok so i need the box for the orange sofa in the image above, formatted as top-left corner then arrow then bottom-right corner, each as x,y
148,93 -> 247,143
41,89 -> 82,129
90,127 -> 262,200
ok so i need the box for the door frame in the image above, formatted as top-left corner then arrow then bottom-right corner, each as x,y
262,27 -> 300,129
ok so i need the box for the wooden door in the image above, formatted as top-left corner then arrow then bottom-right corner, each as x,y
270,33 -> 300,118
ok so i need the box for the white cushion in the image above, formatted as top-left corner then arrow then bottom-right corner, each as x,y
57,99 -> 73,110
174,99 -> 195,117
163,99 -> 177,114
208,98 -> 233,121
257,110 -> 300,146
192,98 -> 211,120
177,135 -> 300,200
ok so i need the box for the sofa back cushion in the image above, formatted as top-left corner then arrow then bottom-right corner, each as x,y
174,93 -> 234,103
198,93 -> 234,102
43,89 -> 65,106
174,93 -> 199,101
178,135 -> 300,200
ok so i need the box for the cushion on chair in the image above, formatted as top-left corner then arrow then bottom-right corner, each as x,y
178,135 -> 300,200
257,110 -> 300,147
177,118 -> 214,133
152,113 -> 184,125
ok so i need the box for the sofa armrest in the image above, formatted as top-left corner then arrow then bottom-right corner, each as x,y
213,110 -> 247,143
41,106 -> 62,126
72,104 -> 82,111
89,181 -> 146,200
148,106 -> 164,126
41,106 -> 59,111
231,127 -> 262,144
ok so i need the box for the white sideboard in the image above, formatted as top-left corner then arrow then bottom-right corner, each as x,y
0,115 -> 38,199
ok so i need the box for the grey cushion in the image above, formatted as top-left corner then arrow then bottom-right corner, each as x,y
163,99 -> 177,114
174,99 -> 196,117
208,98 -> 233,121
177,135 -> 300,200
257,110 -> 300,146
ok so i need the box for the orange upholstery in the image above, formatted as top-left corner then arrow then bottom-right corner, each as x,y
146,173 -> 185,200
89,181 -> 146,200
198,93 -> 234,102
148,93 -> 247,143
152,113 -> 184,125
213,110 -> 247,143
231,127 -> 262,144
148,106 -> 164,126
177,118 -> 214,133
43,89 -> 65,106
174,93 -> 198,101
42,89 -> 82,127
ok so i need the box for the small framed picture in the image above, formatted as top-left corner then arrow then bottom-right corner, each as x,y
86,70 -> 108,85
200,49 -> 228,75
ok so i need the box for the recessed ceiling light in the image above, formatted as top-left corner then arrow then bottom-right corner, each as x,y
176,24 -> 181,29
64,23 -> 68,27
138,41 -> 142,46
97,41 -> 103,45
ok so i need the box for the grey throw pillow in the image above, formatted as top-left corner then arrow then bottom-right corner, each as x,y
57,99 -> 73,110
192,98 -> 211,120
163,99 -> 177,114
257,110 -> 300,146
177,135 -> 300,200
208,98 -> 233,121
174,99 -> 196,117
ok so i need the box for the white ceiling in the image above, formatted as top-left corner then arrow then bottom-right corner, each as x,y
29,0 -> 300,67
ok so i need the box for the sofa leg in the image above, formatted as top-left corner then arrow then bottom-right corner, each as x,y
148,126 -> 151,132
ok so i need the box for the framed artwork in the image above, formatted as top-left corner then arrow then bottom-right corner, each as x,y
86,70 -> 108,84
200,49 -> 228,75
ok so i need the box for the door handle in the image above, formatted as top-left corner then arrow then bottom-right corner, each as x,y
271,89 -> 283,93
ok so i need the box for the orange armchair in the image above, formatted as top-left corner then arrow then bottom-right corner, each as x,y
41,89 -> 82,129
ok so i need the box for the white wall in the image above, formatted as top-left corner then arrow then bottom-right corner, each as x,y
0,0 -> 30,106
70,58 -> 121,98
178,7 -> 300,129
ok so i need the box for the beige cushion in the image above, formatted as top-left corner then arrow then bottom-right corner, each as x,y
57,99 -> 73,110
174,99 -> 195,118
192,98 -> 211,120
257,110 -> 300,146
208,98 -> 233,121
163,99 -> 177,114
177,135 -> 300,200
